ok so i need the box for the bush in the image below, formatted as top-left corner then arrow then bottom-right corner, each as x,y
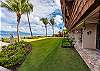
1,38 -> 10,43
0,41 -> 32,68
62,38 -> 74,48
1,38 -> 18,43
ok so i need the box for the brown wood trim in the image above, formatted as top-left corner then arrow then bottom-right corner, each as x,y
70,0 -> 89,28
69,2 -> 100,31
74,0 -> 83,17
68,0 -> 89,27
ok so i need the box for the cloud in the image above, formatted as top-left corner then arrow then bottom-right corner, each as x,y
1,22 -> 16,31
0,0 -> 63,36
55,15 -> 63,25
30,0 -> 61,18
54,15 -> 64,29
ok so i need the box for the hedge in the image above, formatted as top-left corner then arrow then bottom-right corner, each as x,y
0,41 -> 32,69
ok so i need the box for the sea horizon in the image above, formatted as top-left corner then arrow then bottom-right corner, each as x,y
0,31 -> 47,39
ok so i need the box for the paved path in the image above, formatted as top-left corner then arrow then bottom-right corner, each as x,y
0,66 -> 10,71
0,41 -> 10,47
0,41 -> 10,51
75,44 -> 100,71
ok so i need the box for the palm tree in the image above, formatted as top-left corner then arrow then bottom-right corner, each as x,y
27,13 -> 33,37
26,1 -> 33,37
40,18 -> 48,37
50,17 -> 55,37
1,0 -> 33,42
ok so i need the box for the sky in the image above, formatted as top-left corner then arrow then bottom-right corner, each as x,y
0,0 -> 64,36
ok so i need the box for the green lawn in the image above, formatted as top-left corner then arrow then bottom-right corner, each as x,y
18,38 -> 90,71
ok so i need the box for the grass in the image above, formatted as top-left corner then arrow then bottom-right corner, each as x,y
18,38 -> 90,71
38,48 -> 90,71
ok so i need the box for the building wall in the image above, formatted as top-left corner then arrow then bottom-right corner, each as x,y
68,32 -> 74,39
69,23 -> 96,49
60,0 -> 99,49
82,24 -> 96,49
68,30 -> 81,47
74,31 -> 81,45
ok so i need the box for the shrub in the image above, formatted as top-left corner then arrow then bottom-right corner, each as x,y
0,41 -> 32,68
62,38 -> 74,48
1,38 -> 10,43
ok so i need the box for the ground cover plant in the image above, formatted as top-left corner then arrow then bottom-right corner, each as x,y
1,38 -> 10,43
0,41 -> 32,70
62,38 -> 74,48
1,38 -> 17,43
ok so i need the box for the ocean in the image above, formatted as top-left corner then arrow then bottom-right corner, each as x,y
0,31 -> 31,38
0,31 -> 44,38
0,31 -> 53,39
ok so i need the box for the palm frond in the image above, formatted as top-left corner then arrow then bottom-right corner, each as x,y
40,18 -> 48,25
28,3 -> 33,11
0,0 -> 20,12
21,0 -> 27,4
1,0 -> 33,15
50,18 -> 55,25
20,0 -> 33,14
1,1 -> 13,11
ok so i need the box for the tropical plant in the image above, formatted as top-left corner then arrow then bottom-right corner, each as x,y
50,17 -> 55,37
63,28 -> 69,37
1,0 -> 33,42
26,0 -> 33,37
61,38 -> 74,48
40,18 -> 48,36
0,41 -> 32,68
27,13 -> 33,37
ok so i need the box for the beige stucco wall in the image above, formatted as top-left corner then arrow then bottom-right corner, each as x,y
69,23 -> 96,49
69,32 -> 74,39
68,30 -> 82,47
74,31 -> 81,45
82,24 -> 96,49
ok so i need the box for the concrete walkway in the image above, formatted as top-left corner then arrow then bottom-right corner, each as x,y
0,41 -> 10,51
0,41 -> 10,47
0,66 -> 11,71
75,44 -> 100,71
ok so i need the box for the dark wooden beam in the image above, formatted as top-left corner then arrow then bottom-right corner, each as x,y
69,1 -> 100,31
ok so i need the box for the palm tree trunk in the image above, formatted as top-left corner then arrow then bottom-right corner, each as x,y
45,25 -> 47,37
27,13 -> 33,37
52,26 -> 54,37
17,22 -> 19,42
17,16 -> 21,42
